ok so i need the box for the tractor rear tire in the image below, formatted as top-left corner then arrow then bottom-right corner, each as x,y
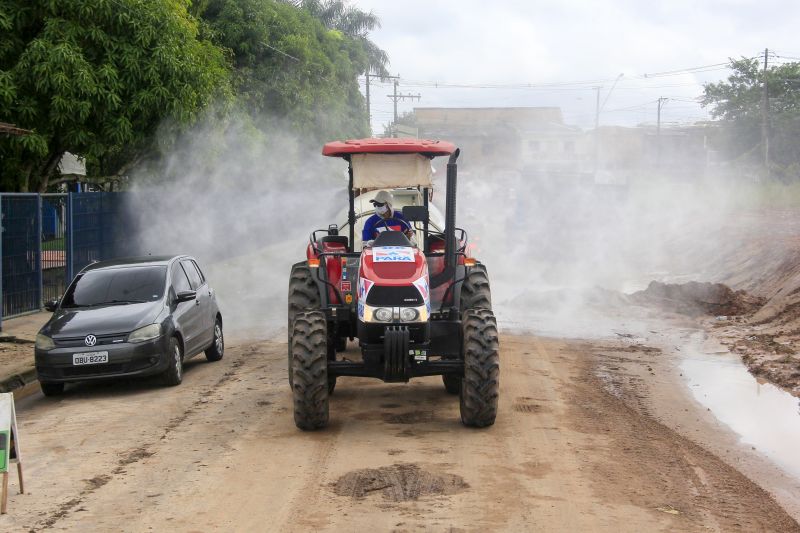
460,308 -> 499,428
442,375 -> 461,395
460,264 -> 492,312
291,311 -> 330,430
288,263 -> 321,390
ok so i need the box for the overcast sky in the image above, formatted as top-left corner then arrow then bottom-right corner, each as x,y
354,0 -> 800,133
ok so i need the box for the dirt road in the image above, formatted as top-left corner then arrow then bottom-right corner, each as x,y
2,333 -> 797,532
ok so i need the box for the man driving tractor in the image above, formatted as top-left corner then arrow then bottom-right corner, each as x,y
361,190 -> 414,243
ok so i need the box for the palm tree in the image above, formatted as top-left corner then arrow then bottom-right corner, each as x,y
282,0 -> 390,77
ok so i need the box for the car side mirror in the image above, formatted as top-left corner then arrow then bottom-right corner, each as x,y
44,299 -> 59,312
175,290 -> 197,303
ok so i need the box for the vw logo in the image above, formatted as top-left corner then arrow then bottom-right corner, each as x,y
84,335 -> 97,347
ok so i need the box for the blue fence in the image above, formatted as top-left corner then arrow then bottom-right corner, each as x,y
1,194 -> 41,318
0,192 -> 133,327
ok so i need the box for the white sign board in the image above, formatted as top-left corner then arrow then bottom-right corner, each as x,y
0,393 -> 23,513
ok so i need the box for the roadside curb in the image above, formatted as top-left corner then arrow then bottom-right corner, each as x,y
0,366 -> 37,393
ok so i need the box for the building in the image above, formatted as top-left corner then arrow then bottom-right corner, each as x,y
413,107 -> 592,186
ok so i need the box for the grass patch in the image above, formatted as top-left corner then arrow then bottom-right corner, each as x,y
42,237 -> 64,251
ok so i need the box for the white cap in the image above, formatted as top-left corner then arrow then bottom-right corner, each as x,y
370,190 -> 394,205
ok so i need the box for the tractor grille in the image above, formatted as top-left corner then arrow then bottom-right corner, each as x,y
366,285 -> 423,306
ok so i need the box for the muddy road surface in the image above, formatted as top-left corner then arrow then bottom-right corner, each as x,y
2,334 -> 797,532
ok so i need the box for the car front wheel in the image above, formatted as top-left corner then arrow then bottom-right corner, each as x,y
161,337 -> 183,386
205,318 -> 224,362
40,381 -> 64,397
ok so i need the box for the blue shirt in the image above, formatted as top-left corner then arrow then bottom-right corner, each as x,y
362,211 -> 411,241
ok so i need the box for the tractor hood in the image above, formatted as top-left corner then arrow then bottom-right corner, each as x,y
361,245 -> 427,285
357,245 -> 431,320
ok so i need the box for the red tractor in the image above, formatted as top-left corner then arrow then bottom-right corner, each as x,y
287,138 -> 498,430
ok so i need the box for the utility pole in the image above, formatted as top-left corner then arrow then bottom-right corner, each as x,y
386,77 -> 420,137
657,97 -> 668,167
593,86 -> 601,175
365,72 -> 370,133
364,72 -> 398,135
591,75 -> 622,176
762,47 -> 770,175
593,86 -> 601,130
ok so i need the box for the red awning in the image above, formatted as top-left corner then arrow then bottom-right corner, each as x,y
322,138 -> 456,157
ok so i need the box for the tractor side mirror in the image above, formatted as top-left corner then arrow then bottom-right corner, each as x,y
402,205 -> 428,222
44,299 -> 59,312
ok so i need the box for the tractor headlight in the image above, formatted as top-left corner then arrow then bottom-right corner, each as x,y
363,304 -> 427,323
374,308 -> 393,322
399,308 -> 419,322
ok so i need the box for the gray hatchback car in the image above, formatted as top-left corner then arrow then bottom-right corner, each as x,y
35,255 -> 223,396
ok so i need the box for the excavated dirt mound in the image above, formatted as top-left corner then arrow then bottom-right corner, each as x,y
630,281 -> 765,317
332,463 -> 467,501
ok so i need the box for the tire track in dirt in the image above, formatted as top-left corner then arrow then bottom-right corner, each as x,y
31,352 -> 251,531
569,341 -> 800,532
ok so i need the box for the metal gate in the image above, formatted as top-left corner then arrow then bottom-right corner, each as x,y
41,194 -> 67,305
0,194 -> 41,317
0,192 -> 133,326
68,192 -> 129,280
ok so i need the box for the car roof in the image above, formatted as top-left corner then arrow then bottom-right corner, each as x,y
80,256 -> 190,272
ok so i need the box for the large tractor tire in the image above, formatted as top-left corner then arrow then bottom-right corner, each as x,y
291,311 -> 330,430
443,263 -> 493,393
459,308 -> 499,428
460,263 -> 492,311
288,262 -> 320,389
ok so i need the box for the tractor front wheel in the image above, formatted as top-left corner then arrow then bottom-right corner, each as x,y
460,264 -> 492,311
288,262 -> 321,390
291,311 -> 330,430
459,308 -> 499,427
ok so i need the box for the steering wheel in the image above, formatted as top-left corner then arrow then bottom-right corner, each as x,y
374,217 -> 413,235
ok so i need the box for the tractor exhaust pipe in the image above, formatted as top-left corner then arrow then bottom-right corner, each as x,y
444,149 -> 460,271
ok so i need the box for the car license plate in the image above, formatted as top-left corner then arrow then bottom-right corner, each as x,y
72,352 -> 109,365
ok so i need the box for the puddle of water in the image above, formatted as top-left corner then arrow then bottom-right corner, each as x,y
681,343 -> 800,481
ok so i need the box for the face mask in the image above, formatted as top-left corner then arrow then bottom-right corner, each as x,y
376,205 -> 389,216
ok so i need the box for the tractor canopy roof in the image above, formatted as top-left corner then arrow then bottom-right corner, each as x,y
323,138 -> 456,189
322,138 -> 456,158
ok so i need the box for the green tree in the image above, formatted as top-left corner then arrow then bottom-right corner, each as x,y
281,0 -> 389,77
0,0 -> 231,192
702,57 -> 800,178
200,0 -> 370,141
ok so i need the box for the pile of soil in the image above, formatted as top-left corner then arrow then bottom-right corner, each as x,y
630,281 -> 765,317
332,463 -> 467,501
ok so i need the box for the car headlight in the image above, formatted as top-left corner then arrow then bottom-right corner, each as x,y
128,324 -> 162,343
36,334 -> 55,350
374,308 -> 393,322
399,308 -> 419,322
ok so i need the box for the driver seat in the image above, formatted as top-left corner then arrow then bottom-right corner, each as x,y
372,230 -> 412,247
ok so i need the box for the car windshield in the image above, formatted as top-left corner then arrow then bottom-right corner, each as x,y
61,266 -> 167,308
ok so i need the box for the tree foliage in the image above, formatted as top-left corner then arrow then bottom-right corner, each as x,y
0,0 -> 230,192
200,0 -> 370,141
281,0 -> 388,77
703,57 -> 800,178
0,0 -> 384,191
